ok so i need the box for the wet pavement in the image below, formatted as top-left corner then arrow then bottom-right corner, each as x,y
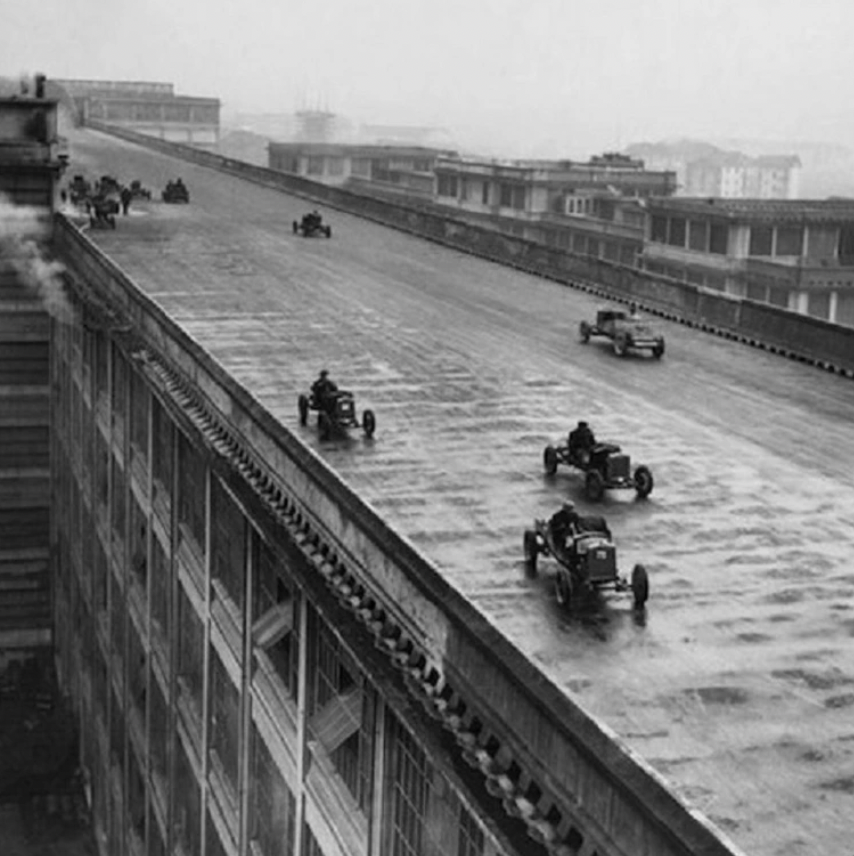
66,128 -> 854,856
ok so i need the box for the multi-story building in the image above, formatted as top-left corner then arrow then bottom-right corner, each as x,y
683,153 -> 801,199
642,197 -> 854,325
0,91 -> 65,658
432,153 -> 676,265
268,142 -> 455,200
52,79 -> 221,148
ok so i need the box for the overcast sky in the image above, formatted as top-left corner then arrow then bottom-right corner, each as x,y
3,0 -> 853,156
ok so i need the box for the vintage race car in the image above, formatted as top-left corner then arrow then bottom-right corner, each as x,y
580,308 -> 664,358
298,388 -> 375,440
523,516 -> 649,610
293,212 -> 332,238
543,436 -> 653,502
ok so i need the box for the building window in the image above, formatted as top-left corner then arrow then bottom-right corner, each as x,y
749,226 -> 773,256
709,223 -> 728,255
150,534 -> 171,652
351,158 -> 371,178
310,610 -> 374,813
437,174 -> 458,198
499,183 -> 526,209
481,181 -> 489,205
688,220 -> 708,252
249,726 -> 297,856
129,368 -> 148,471
775,225 -> 803,257
807,291 -> 831,319
253,535 -> 299,700
307,156 -> 324,175
151,397 -> 173,517
209,651 -> 241,796
211,477 -> 247,613
327,157 -> 344,176
650,215 -> 667,243
174,739 -> 201,856
668,217 -> 687,248
460,178 -> 468,201
177,586 -> 205,720
177,432 -> 206,559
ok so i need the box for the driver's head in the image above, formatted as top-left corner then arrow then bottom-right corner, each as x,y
578,421 -> 588,429
562,501 -> 575,514
320,369 -> 328,378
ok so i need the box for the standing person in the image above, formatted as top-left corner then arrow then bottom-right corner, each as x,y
120,186 -> 133,216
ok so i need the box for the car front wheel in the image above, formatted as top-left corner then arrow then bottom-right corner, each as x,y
634,465 -> 654,498
555,571 -> 573,611
362,409 -> 376,437
631,564 -> 649,608
585,470 -> 605,501
543,445 -> 559,475
523,530 -> 538,577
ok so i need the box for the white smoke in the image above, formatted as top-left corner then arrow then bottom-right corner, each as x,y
0,194 -> 71,322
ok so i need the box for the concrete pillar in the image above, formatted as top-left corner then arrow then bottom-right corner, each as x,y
829,290 -> 839,324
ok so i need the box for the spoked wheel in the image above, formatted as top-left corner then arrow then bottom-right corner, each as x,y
362,409 -> 376,438
292,221 -> 299,234
298,394 -> 309,426
325,226 -> 332,238
555,571 -> 573,612
631,564 -> 649,608
653,341 -> 665,359
613,336 -> 627,357
634,465 -> 654,499
543,445 -> 559,475
318,412 -> 332,441
585,470 -> 605,502
579,321 -> 591,343
523,530 -> 538,577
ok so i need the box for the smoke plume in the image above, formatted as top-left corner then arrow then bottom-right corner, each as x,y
0,194 -> 71,322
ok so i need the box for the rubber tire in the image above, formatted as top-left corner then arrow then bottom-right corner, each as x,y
543,445 -> 559,475
298,394 -> 309,426
326,226 -> 332,238
631,564 -> 649,608
362,409 -> 376,438
555,571 -> 573,612
653,341 -> 665,359
318,412 -> 332,441
579,321 -> 590,343
613,335 -> 627,357
585,470 -> 605,502
292,221 -> 299,234
523,530 -> 538,577
634,465 -> 654,498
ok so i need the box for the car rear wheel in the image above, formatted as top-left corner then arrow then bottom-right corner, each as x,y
325,226 -> 332,238
585,470 -> 605,502
634,465 -> 654,499
362,409 -> 376,438
631,564 -> 649,608
613,335 -> 627,357
298,394 -> 309,426
555,571 -> 573,611
292,221 -> 299,234
653,341 -> 665,359
579,321 -> 590,343
523,530 -> 538,577
543,445 -> 559,475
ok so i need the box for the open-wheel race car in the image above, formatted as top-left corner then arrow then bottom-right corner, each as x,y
298,388 -> 375,440
67,174 -> 92,206
162,180 -> 190,203
544,427 -> 653,502
580,308 -> 664,358
293,211 -> 331,238
523,512 -> 649,610
129,179 -> 152,200
87,195 -> 120,229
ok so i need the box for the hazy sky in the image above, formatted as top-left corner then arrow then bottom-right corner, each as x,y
4,0 -> 853,156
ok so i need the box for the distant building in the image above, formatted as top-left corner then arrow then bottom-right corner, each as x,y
626,141 -> 801,199
52,78 -> 220,149
294,109 -> 337,143
432,152 -> 677,264
642,197 -> 854,325
268,142 -> 455,199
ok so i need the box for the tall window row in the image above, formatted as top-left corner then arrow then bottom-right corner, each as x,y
51,310 -> 507,856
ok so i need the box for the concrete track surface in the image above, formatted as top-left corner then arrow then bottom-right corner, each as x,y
66,129 -> 854,856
